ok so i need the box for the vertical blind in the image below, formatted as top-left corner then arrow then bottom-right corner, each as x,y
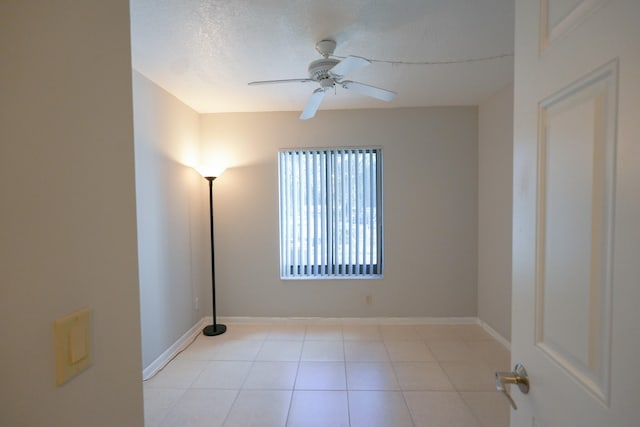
278,148 -> 383,278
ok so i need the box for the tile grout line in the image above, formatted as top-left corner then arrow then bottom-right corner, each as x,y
342,328 -> 353,427
147,387 -> 188,427
424,334 -> 489,427
391,325 -> 419,427
221,325 -> 270,427
283,324 -> 306,427
151,340 -> 212,426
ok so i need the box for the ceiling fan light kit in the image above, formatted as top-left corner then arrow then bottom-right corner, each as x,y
248,39 -> 397,120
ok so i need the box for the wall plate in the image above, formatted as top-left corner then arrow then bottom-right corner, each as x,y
54,307 -> 92,386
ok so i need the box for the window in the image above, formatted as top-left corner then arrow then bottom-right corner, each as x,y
278,148 -> 383,279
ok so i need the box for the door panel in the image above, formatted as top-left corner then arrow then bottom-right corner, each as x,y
512,0 -> 640,425
540,0 -> 608,51
535,61 -> 617,403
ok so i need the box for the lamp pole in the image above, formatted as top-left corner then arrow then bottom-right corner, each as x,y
203,176 -> 226,336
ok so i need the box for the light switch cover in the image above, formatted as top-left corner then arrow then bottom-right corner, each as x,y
54,307 -> 92,386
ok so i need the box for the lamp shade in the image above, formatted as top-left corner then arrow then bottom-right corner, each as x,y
195,164 -> 226,179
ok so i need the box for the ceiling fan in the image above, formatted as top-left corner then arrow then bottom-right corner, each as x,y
248,39 -> 397,120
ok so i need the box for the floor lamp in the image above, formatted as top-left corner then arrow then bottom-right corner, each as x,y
202,174 -> 226,336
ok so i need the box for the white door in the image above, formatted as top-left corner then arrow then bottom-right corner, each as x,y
511,0 -> 640,426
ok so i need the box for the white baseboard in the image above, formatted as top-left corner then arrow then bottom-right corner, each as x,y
477,319 -> 511,351
142,317 -> 208,381
217,316 -> 479,325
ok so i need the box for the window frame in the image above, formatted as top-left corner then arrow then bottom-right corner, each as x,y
278,147 -> 384,280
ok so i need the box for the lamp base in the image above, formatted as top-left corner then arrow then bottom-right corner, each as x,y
203,324 -> 227,336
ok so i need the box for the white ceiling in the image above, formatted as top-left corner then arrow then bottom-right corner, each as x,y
130,0 -> 514,114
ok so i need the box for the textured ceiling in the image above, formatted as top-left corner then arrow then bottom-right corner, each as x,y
130,0 -> 514,114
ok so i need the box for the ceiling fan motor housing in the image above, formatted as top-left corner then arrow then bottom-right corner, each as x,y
308,58 -> 340,83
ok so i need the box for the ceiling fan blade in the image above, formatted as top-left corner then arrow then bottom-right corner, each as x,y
300,89 -> 326,120
248,78 -> 314,86
329,55 -> 370,78
341,80 -> 396,102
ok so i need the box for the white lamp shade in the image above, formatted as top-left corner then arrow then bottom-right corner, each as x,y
195,164 -> 226,178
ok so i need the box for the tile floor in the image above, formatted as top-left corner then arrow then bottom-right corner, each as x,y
143,321 -> 511,427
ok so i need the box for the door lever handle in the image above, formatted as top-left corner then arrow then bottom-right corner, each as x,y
495,363 -> 529,410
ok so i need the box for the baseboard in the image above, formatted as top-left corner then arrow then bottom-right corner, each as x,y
142,317 -> 208,381
477,319 -> 511,351
217,316 -> 479,325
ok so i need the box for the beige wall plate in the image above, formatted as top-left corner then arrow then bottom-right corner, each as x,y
54,307 -> 92,386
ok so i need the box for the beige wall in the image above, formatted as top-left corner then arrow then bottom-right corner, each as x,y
0,1 -> 143,426
201,107 -> 478,317
478,84 -> 514,340
132,72 -> 209,369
